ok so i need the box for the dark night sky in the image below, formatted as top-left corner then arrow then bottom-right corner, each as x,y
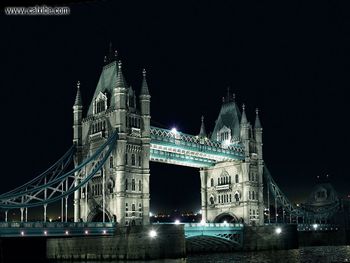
1,0 -> 350,217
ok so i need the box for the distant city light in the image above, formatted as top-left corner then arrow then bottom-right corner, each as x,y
275,227 -> 282,234
49,218 -> 53,222
223,220 -> 228,226
85,230 -> 89,235
65,230 -> 69,235
21,231 -> 24,236
103,230 -> 107,234
171,128 -> 177,134
174,219 -> 180,225
149,212 -> 153,217
313,224 -> 318,230
44,231 -> 47,235
149,229 -> 157,238
197,210 -> 202,214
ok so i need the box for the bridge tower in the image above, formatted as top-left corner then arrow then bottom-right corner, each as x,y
73,46 -> 151,226
200,90 -> 264,225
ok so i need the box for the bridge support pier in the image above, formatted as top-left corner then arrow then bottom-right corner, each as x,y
200,169 -> 207,222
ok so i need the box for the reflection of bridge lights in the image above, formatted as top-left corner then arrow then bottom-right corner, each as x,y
149,229 -> 157,238
44,231 -> 47,235
313,224 -> 318,230
103,230 -> 107,234
65,230 -> 69,235
85,230 -> 89,235
275,227 -> 282,234
171,128 -> 177,134
174,220 -> 180,225
21,231 -> 24,236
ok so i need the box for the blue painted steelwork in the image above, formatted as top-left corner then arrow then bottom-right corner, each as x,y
150,126 -> 244,167
184,222 -> 243,245
0,131 -> 118,209
0,222 -> 116,237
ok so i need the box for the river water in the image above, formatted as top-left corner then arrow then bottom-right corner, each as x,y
82,246 -> 349,263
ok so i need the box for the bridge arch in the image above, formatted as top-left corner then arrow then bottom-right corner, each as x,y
213,212 -> 239,223
87,208 -> 113,222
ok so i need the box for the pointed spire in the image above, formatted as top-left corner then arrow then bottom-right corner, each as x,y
140,68 -> 150,96
199,115 -> 207,137
241,104 -> 247,125
223,86 -> 234,103
116,61 -> 127,88
74,81 -> 82,106
255,108 -> 262,129
104,42 -> 118,64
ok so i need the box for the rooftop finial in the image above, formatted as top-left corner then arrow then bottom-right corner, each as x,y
241,103 -> 247,124
74,80 -> 82,106
254,108 -> 262,129
140,68 -> 150,96
199,115 -> 207,138
233,93 -> 236,102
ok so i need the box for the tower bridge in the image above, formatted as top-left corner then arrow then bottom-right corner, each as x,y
0,48 -> 341,241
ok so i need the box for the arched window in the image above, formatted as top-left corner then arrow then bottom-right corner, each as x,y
125,179 -> 128,191
131,154 -> 136,166
229,176 -> 231,184
110,156 -> 113,168
235,193 -> 239,202
139,180 -> 142,191
210,196 -> 214,205
218,195 -> 221,203
138,156 -> 141,167
132,179 -> 135,191
229,194 -> 232,202
217,178 -> 220,185
252,191 -> 255,200
210,178 -> 214,187
235,174 -> 239,184
138,203 -> 142,212
249,191 -> 251,200
125,153 -> 128,165
132,204 -> 135,211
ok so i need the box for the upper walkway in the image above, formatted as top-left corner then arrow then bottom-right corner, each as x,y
150,126 -> 245,168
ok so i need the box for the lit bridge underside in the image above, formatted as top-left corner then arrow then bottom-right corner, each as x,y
150,127 -> 245,167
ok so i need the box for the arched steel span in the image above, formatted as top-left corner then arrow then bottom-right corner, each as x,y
0,130 -> 118,209
0,126 -> 340,222
264,166 -> 340,221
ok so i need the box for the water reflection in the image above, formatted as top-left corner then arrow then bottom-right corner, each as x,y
59,246 -> 350,263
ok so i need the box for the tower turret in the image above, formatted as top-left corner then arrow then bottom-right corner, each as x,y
199,115 -> 207,138
240,104 -> 250,158
254,108 -> 263,160
139,69 -> 151,137
114,61 -> 128,133
73,81 -> 83,146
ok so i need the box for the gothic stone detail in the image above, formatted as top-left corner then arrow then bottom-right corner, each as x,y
73,59 -> 151,226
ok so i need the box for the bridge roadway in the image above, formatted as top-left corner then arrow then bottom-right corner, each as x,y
0,221 -> 243,243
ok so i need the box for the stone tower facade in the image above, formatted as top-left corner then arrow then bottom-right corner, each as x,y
200,91 -> 264,225
73,51 -> 151,226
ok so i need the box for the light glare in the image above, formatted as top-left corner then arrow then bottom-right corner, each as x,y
275,227 -> 282,234
149,229 -> 157,238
